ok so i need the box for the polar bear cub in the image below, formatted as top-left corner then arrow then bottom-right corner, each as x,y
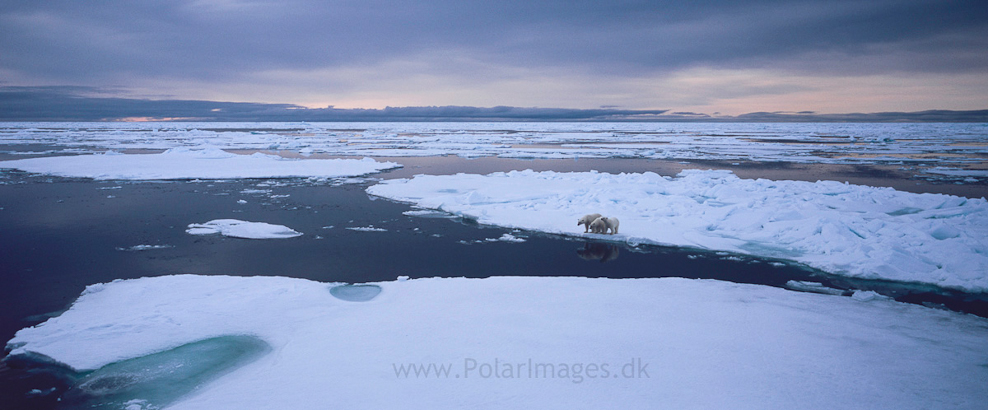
589,216 -> 620,235
578,213 -> 602,233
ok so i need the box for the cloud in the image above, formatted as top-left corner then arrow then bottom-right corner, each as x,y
0,1 -> 985,112
2,1 -> 985,81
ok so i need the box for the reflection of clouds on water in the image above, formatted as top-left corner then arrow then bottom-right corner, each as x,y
577,242 -> 619,263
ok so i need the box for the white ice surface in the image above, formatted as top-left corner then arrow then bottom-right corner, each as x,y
926,167 -> 988,177
186,219 -> 303,239
368,169 -> 988,291
115,245 -> 174,252
0,147 -> 400,180
345,226 -> 388,232
1,122 -> 986,172
493,233 -> 526,242
6,275 -> 987,409
461,233 -> 528,244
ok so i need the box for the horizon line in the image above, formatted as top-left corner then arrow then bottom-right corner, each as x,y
2,87 -> 987,123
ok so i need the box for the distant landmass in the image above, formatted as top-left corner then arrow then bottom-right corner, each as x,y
2,86 -> 986,122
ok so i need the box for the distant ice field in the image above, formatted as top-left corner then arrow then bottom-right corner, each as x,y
1,122 -> 987,180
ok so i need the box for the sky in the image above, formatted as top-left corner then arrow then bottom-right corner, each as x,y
1,0 -> 987,117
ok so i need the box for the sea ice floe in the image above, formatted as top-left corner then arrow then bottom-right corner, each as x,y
851,290 -> 892,302
186,219 -> 303,239
4,275 -> 987,409
925,167 -> 988,178
402,209 -> 453,218
493,233 -> 526,242
115,245 -> 174,252
345,226 -> 388,232
368,169 -> 988,292
25,388 -> 56,397
785,281 -> 849,296
0,148 -> 400,180
460,233 -> 528,244
2,123 -> 987,173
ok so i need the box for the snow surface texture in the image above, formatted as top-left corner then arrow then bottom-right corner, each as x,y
1,122 -> 986,175
368,170 -> 988,292
6,275 -> 988,409
0,147 -> 400,180
186,219 -> 302,239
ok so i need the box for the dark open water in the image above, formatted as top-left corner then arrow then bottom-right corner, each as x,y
1,156 -> 986,409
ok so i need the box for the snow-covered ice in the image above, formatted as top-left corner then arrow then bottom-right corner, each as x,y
3,121 -> 987,408
492,233 -> 526,242
115,245 -> 174,252
345,226 -> 388,232
785,280 -> 849,296
186,219 -> 303,239
1,122 -> 986,175
368,169 -> 988,292
403,209 -> 451,217
925,167 -> 988,178
5,275 -> 987,409
0,147 -> 400,180
851,290 -> 892,302
461,233 -> 528,244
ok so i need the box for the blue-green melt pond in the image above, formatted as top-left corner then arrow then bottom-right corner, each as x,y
330,284 -> 383,302
59,335 -> 269,409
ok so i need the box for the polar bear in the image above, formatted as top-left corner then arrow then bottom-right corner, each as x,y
578,213 -> 602,233
589,216 -> 620,235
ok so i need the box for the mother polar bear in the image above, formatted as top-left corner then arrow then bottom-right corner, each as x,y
577,213 -> 602,233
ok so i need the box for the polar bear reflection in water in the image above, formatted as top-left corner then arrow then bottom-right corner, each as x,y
577,242 -> 620,263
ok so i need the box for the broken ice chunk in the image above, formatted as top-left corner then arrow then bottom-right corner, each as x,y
784,281 -> 850,296
186,219 -> 302,239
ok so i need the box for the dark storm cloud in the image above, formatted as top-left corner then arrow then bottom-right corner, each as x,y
3,86 -> 985,122
1,0 -> 985,85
